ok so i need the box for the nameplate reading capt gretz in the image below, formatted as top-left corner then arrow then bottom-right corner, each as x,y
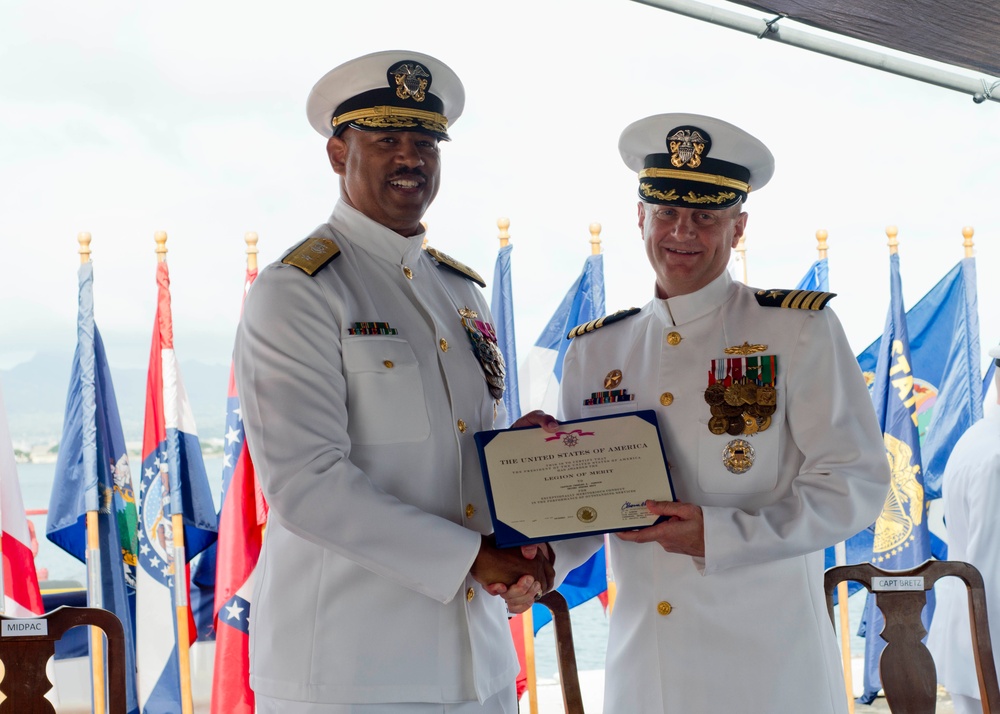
476,411 -> 673,546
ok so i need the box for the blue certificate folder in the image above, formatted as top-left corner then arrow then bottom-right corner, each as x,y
474,409 -> 673,548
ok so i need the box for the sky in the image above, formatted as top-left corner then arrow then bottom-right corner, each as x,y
2,0 -> 998,386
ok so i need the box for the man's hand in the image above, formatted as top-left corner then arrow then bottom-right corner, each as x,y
482,542 -> 554,614
471,535 -> 554,599
615,500 -> 706,557
509,410 -> 559,433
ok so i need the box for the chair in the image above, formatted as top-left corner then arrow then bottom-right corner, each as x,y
537,590 -> 586,714
825,560 -> 1000,713
0,605 -> 127,714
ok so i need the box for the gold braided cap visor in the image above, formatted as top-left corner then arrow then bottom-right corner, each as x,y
333,105 -> 449,135
639,167 -> 750,194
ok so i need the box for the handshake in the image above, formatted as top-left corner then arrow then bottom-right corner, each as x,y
470,534 -> 554,614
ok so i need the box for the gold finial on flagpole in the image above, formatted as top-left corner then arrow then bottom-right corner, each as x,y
155,231 -> 168,262
498,217 -> 510,248
78,232 -> 92,264
245,231 -> 259,271
962,226 -> 974,258
735,234 -> 748,284
589,222 -> 602,255
815,229 -> 829,259
886,226 -> 899,255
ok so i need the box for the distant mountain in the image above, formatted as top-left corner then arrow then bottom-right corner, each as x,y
1,352 -> 229,447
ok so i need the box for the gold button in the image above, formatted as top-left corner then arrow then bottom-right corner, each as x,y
657,601 -> 673,616
457,419 -> 467,433
403,266 -> 413,279
659,392 -> 674,406
465,503 -> 476,518
466,587 -> 475,602
440,338 -> 449,352
666,331 -> 682,346
383,360 -> 394,369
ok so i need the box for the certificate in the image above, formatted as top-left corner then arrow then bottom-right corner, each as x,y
474,410 -> 674,547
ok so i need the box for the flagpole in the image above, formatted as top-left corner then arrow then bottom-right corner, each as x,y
816,229 -> 828,260
498,217 -> 510,248
246,231 -> 259,271
963,226 -> 974,258
589,222 -> 602,255
817,228 -> 854,712
156,233 -> 197,714
77,231 -> 110,714
886,225 -> 899,255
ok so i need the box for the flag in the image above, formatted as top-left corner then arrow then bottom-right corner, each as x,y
210,265 -> 266,714
794,257 -> 829,292
46,260 -> 140,713
858,251 -> 934,703
856,258 -> 984,500
0,382 -> 44,618
491,241 -> 520,423
137,259 -> 218,713
519,253 -> 605,416
519,253 -> 609,626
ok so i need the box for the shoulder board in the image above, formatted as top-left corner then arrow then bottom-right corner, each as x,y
282,237 -> 341,276
425,246 -> 486,288
754,288 -> 836,310
567,307 -> 641,339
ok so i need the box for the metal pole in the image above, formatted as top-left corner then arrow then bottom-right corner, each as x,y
631,0 -> 1000,105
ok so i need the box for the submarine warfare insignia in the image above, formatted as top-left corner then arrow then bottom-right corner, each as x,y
458,307 -> 505,400
704,353 -> 777,445
723,438 -> 756,474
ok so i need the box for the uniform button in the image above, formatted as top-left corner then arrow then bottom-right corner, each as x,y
659,392 -> 674,406
657,601 -> 673,616
466,587 -> 475,602
403,266 -> 413,280
666,331 -> 682,346
383,360 -> 394,369
457,419 -> 467,433
440,338 -> 449,352
465,503 -> 476,518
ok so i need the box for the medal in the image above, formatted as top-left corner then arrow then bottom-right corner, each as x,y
458,307 -> 505,400
705,351 -> 778,438
723,438 -> 756,474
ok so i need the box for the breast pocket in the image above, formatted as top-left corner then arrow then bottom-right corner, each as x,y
696,399 -> 783,495
342,337 -> 431,445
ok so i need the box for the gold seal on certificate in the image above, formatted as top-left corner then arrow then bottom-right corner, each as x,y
474,410 -> 674,547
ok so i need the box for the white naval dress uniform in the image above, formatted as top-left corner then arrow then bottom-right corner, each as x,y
552,270 -> 890,713
235,200 -> 518,709
927,409 -> 1000,713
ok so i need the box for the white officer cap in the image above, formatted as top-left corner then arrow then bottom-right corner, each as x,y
306,50 -> 465,141
619,113 -> 774,208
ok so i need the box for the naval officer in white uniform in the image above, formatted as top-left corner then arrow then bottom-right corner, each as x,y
528,114 -> 891,713
927,344 -> 1000,714
235,50 -> 556,714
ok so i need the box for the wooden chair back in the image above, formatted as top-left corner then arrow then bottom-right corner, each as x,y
0,605 -> 127,714
825,560 -> 1000,714
537,590 -> 586,714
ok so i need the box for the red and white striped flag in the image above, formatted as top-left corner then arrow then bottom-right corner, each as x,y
0,381 -> 44,617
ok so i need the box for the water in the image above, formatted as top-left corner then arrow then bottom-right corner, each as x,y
20,457 -> 224,585
20,457 -> 872,682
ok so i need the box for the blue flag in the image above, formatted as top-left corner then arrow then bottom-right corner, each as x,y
519,252 -> 608,631
521,254 -> 605,415
858,252 -> 934,703
47,261 -> 141,714
856,258 -> 984,500
794,257 -> 829,292
490,242 -> 520,423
